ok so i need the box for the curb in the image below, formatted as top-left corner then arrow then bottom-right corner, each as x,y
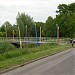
0,48 -> 70,74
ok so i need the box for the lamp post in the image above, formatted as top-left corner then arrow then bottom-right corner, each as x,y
18,26 -> 22,49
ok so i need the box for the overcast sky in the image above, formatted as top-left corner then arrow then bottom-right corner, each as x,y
0,0 -> 75,26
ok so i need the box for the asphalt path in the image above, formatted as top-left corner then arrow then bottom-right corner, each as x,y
1,48 -> 75,75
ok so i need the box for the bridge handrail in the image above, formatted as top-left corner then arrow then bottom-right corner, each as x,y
0,37 -> 70,44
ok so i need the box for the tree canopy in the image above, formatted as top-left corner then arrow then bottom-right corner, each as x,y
55,2 -> 75,37
16,12 -> 35,37
0,2 -> 75,38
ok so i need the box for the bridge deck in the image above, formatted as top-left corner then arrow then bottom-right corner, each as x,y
12,41 -> 52,44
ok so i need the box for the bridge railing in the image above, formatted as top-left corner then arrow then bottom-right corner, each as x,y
0,37 -> 70,44
0,37 -> 13,42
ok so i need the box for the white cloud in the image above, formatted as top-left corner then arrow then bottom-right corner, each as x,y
0,0 -> 75,25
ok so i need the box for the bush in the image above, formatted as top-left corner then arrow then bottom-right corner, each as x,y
0,42 -> 16,54
0,32 -> 6,37
0,48 -> 29,60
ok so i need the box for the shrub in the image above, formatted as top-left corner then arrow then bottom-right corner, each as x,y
0,42 -> 16,54
0,48 -> 29,60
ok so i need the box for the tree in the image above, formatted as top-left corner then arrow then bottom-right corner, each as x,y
0,25 -> 5,32
56,4 -> 69,14
2,21 -> 13,37
68,2 -> 75,12
56,2 -> 75,38
44,16 -> 56,37
35,22 -> 45,37
0,32 -> 6,37
56,2 -> 75,14
16,12 -> 35,37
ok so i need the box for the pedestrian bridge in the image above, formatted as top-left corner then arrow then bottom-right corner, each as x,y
11,41 -> 51,48
0,37 -> 57,43
0,37 -> 68,47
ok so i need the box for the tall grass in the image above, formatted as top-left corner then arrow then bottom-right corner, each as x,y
0,42 -> 16,54
0,44 -> 57,61
0,43 -> 71,71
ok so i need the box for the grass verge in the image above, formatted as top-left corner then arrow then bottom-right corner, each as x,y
0,42 -> 16,54
0,44 -> 71,72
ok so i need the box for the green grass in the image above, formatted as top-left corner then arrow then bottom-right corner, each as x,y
0,42 -> 16,54
0,44 -> 72,72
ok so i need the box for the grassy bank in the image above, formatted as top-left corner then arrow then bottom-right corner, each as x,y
0,44 -> 71,72
0,42 -> 16,54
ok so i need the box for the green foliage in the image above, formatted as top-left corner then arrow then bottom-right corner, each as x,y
0,2 -> 75,38
56,4 -> 69,14
0,48 -> 29,60
0,32 -> 6,37
5,21 -> 13,37
6,26 -> 13,37
68,2 -> 75,13
16,12 -> 35,37
0,25 -> 5,32
1,21 -> 13,37
0,44 -> 56,60
0,44 -> 71,71
0,42 -> 16,54
55,2 -> 75,38
42,2 -> 75,38
44,16 -> 56,37
35,22 -> 45,37
56,2 -> 75,14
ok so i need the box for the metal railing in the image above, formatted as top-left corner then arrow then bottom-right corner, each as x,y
0,37 -> 69,44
